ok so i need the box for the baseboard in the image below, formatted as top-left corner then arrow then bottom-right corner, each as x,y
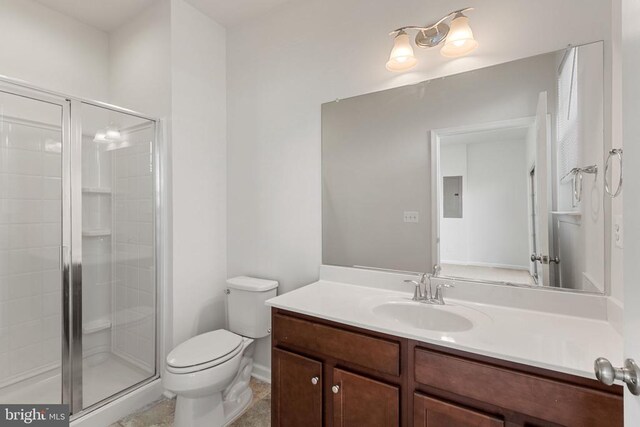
441,260 -> 529,271
251,362 -> 271,384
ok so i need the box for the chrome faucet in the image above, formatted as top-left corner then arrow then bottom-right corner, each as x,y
433,282 -> 453,305
404,278 -> 423,301
404,272 -> 427,301
432,264 -> 441,277
404,273 -> 453,305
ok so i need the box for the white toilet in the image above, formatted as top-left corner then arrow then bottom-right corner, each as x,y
163,276 -> 278,427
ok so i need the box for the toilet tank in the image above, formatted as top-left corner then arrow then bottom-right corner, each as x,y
226,276 -> 278,338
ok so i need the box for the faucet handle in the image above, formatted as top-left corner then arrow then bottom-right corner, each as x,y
404,279 -> 423,301
434,282 -> 454,304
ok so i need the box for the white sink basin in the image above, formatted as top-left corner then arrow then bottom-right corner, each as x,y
372,301 -> 485,332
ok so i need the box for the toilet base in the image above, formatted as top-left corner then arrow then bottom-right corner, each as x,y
172,385 -> 253,427
171,338 -> 256,427
174,391 -> 225,427
223,387 -> 252,426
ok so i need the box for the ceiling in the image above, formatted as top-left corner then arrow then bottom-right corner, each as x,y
34,0 -> 157,32
183,0 -> 294,26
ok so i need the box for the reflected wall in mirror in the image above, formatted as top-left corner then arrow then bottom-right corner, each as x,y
322,41 -> 606,294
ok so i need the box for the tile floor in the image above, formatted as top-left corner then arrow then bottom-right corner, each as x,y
111,378 -> 271,427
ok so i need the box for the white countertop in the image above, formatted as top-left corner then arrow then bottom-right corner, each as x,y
266,280 -> 622,380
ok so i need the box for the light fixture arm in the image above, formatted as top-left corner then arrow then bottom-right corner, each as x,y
385,6 -> 478,71
388,7 -> 474,36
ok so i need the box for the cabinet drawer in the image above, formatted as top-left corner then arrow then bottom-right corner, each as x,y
273,312 -> 400,376
414,393 -> 503,427
414,348 -> 622,427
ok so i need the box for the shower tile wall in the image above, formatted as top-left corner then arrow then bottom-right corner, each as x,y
0,121 -> 62,387
113,127 -> 155,372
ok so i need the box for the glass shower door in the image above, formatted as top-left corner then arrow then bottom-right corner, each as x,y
0,89 -> 67,404
78,102 -> 157,410
0,81 -> 159,417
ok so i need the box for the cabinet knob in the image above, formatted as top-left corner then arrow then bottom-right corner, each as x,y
311,376 -> 319,385
331,385 -> 340,394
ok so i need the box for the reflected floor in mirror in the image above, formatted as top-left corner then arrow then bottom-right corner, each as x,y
441,263 -> 536,286
111,378 -> 271,427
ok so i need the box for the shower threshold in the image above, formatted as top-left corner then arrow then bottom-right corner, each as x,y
0,353 -> 150,408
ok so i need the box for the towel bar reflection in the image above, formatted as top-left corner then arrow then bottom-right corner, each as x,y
604,148 -> 623,198
560,165 -> 598,203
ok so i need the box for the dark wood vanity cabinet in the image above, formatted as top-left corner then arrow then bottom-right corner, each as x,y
332,368 -> 400,426
271,308 -> 623,427
272,348 -> 323,426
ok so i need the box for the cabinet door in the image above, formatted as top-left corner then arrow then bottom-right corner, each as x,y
414,394 -> 503,427
272,348 -> 323,427
332,368 -> 399,427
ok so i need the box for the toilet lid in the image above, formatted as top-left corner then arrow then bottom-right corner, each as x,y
167,329 -> 243,368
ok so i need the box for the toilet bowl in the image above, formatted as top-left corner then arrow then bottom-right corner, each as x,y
163,276 -> 278,427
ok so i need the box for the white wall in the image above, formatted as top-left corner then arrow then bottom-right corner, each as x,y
441,139 -> 529,269
109,0 -> 227,352
170,0 -> 227,347
108,0 -> 172,119
0,0 -> 109,100
622,0 -> 640,420
440,143 -> 468,264
227,0 -> 613,370
610,0 -> 623,306
108,0 -> 173,365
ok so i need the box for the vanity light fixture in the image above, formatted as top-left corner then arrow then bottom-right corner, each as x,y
386,7 -> 478,72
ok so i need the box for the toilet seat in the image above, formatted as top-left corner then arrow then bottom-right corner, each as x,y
167,329 -> 244,374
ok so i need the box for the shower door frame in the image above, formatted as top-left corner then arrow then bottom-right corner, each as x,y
0,75 -> 163,419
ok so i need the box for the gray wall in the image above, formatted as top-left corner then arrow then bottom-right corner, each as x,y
322,52 -> 557,272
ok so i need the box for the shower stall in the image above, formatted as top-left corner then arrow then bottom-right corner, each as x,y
0,77 -> 160,418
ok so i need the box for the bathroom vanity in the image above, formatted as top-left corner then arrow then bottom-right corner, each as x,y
291,38 -> 626,426
267,276 -> 623,427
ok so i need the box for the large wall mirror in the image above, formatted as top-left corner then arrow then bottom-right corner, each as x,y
322,41 -> 608,294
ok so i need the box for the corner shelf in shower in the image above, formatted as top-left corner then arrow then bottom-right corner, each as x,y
82,187 -> 112,195
551,211 -> 582,216
82,229 -> 112,237
83,318 -> 112,335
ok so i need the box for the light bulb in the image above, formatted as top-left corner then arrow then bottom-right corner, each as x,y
93,130 -> 107,143
105,127 -> 121,140
441,13 -> 478,58
386,31 -> 418,72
